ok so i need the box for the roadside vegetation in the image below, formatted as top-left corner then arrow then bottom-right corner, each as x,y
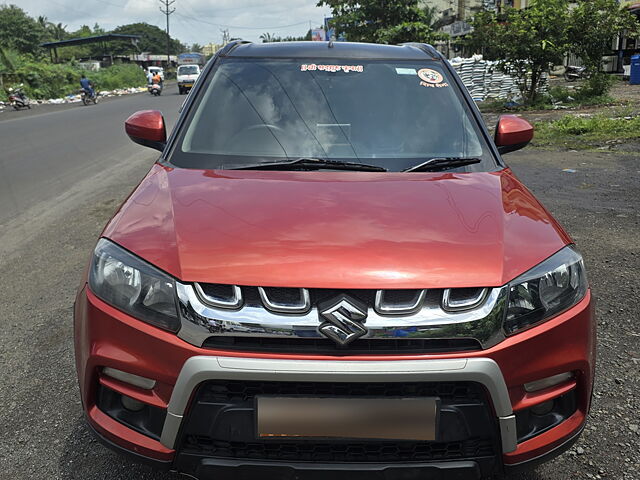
0,5 -> 181,102
533,110 -> 640,149
478,86 -> 618,113
318,0 -> 445,44
0,57 -> 146,101
466,0 -> 638,106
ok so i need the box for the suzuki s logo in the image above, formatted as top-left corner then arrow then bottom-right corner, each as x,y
318,295 -> 368,346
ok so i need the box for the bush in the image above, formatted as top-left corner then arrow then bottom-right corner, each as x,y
536,113 -> 640,140
91,64 -> 146,91
4,57 -> 146,100
548,86 -> 573,103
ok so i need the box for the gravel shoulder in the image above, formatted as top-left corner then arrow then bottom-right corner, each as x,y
0,148 -> 637,479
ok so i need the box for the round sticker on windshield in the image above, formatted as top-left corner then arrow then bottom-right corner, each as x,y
417,68 -> 444,84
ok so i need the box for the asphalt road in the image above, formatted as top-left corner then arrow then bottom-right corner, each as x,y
0,88 -> 182,228
0,93 -> 638,480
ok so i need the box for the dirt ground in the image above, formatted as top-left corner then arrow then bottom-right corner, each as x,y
506,150 -> 640,480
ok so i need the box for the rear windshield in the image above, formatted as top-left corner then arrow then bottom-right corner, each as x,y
178,65 -> 199,75
170,58 -> 496,172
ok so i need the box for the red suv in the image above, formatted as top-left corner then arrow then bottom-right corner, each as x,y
74,41 -> 595,479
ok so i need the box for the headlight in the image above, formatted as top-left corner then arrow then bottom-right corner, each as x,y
89,238 -> 180,332
504,246 -> 588,335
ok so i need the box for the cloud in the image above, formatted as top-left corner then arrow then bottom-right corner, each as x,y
16,0 -> 332,45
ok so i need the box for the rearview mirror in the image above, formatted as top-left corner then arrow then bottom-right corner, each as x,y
125,110 -> 166,152
494,115 -> 534,155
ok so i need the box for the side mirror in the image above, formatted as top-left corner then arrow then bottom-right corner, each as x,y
494,115 -> 534,155
125,110 -> 166,152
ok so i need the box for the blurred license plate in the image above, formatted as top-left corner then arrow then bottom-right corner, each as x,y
257,397 -> 438,441
184,84 -> 193,88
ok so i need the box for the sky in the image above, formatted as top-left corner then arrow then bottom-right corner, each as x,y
14,0 -> 333,46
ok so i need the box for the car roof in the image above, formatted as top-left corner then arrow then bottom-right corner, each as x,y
225,41 -> 439,60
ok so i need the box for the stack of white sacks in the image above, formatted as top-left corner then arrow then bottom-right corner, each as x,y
449,55 -> 549,102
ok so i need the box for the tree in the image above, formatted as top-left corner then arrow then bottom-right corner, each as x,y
467,0 -> 570,104
568,0 -> 639,96
0,5 -> 46,55
111,22 -> 186,55
49,23 -> 68,42
190,43 -> 203,52
0,46 -> 17,91
260,32 -> 307,43
317,0 -> 446,44
260,32 -> 276,43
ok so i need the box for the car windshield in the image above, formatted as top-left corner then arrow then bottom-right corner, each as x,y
179,65 -> 199,75
170,58 -> 496,172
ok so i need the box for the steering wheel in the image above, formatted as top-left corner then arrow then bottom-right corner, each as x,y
224,124 -> 287,151
246,124 -> 285,133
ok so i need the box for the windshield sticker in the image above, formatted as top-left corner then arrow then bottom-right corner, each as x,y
300,64 -> 363,73
396,67 -> 417,75
417,68 -> 449,88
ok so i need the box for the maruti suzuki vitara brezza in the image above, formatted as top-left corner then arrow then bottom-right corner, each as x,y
74,41 -> 595,480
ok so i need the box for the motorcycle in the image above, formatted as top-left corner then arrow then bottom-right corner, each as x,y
80,87 -> 99,105
564,65 -> 587,82
8,86 -> 31,110
148,83 -> 162,96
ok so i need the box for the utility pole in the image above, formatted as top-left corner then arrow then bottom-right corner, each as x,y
159,0 -> 175,67
220,28 -> 230,45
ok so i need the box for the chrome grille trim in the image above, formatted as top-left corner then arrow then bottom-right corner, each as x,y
442,288 -> 489,312
258,287 -> 311,314
374,289 -> 427,315
176,283 -> 508,350
194,283 -> 243,310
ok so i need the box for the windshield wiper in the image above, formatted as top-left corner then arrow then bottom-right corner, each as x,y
232,157 -> 387,172
403,157 -> 482,172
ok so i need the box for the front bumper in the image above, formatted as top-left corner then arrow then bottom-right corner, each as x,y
74,286 -> 595,478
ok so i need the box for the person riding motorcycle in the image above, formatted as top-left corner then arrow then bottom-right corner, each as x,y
151,72 -> 162,87
80,74 -> 95,98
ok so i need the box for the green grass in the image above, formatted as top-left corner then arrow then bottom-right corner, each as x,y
2,59 -> 146,101
533,112 -> 640,149
478,86 -> 617,113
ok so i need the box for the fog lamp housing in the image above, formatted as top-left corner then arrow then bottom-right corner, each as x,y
96,385 -> 166,440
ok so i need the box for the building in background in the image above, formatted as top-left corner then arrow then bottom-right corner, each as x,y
202,43 -> 223,57
422,0 -> 529,58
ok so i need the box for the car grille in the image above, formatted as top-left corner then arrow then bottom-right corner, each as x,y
198,284 -> 487,315
197,379 -> 485,403
181,436 -> 495,462
177,281 -> 506,353
202,336 -> 482,355
178,380 -> 498,463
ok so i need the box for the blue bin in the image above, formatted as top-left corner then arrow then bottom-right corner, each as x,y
630,54 -> 640,85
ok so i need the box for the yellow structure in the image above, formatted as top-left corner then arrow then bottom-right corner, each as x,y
202,43 -> 223,57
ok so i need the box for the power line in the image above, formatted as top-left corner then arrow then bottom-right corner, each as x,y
173,12 -> 311,31
159,0 -> 176,65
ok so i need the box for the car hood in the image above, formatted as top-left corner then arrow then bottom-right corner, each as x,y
103,164 -> 571,289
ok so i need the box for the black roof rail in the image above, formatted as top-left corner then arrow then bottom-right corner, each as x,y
399,42 -> 441,60
218,40 -> 252,57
